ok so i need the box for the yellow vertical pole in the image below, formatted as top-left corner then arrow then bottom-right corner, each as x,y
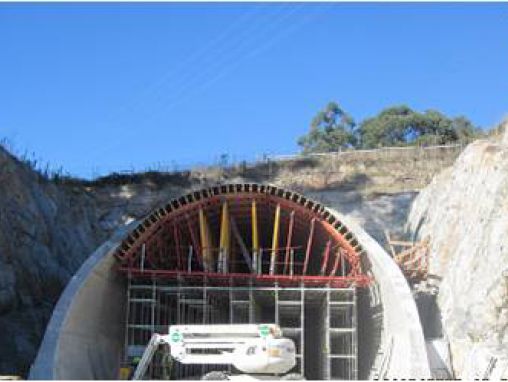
251,200 -> 259,274
219,201 -> 230,273
270,204 -> 281,275
199,208 -> 213,272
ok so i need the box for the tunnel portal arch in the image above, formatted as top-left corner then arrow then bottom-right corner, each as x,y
30,183 -> 431,380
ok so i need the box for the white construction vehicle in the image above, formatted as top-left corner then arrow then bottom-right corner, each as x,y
132,324 -> 301,380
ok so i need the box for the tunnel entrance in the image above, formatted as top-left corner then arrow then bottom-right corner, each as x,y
115,184 -> 369,379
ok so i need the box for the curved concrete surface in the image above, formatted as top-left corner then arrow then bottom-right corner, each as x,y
336,212 -> 431,378
29,225 -> 133,380
30,200 -> 430,379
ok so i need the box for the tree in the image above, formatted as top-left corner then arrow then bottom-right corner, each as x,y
298,102 -> 357,153
358,105 -> 414,148
357,106 -> 480,148
451,116 -> 483,141
297,103 -> 481,152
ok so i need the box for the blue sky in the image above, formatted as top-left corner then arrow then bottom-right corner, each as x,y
1,3 -> 507,178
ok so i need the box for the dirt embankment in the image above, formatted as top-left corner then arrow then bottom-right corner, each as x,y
88,145 -> 462,241
0,144 -> 461,376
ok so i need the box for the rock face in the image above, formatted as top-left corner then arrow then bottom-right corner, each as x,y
500,120 -> 508,145
407,139 -> 508,378
0,148 -> 107,375
307,190 -> 417,246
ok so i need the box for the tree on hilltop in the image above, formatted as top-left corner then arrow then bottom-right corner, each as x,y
358,106 -> 481,148
297,102 -> 481,152
297,102 -> 357,153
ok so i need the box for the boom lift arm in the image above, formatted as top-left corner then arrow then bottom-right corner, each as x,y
132,324 -> 297,380
132,334 -> 168,380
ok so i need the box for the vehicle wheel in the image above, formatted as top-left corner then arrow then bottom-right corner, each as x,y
201,371 -> 229,380
281,373 -> 304,380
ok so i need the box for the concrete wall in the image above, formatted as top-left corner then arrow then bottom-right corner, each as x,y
335,211 -> 431,378
30,210 -> 431,379
29,226 -> 131,380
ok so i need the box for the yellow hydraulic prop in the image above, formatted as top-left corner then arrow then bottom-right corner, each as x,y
251,200 -> 259,274
199,208 -> 213,272
219,201 -> 231,273
269,204 -> 281,275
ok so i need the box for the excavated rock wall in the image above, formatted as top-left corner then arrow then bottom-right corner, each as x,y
0,149 -> 107,374
407,138 -> 508,378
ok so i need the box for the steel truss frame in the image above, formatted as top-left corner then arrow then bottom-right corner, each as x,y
115,184 -> 371,288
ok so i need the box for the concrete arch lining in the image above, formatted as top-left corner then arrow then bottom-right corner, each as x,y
29,225 -> 133,380
335,212 -> 431,378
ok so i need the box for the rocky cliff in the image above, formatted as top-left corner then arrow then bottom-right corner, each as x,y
0,148 -> 107,374
407,135 -> 508,378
